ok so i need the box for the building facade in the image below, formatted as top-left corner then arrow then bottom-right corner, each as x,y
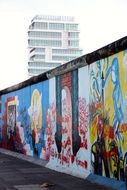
28,15 -> 83,76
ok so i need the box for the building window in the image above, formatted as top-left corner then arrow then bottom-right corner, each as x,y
30,55 -> 45,61
66,24 -> 78,30
34,22 -> 48,29
28,31 -> 61,38
28,62 -> 61,67
68,40 -> 79,47
29,39 -> 62,47
35,48 -> 45,53
52,55 -> 76,61
68,32 -> 79,38
49,23 -> 64,30
52,49 -> 82,55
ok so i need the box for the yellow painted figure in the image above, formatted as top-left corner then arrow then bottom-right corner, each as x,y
28,89 -> 42,156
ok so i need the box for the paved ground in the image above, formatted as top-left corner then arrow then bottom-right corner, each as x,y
0,149 -> 124,190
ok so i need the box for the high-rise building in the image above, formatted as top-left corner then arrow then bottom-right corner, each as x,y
28,15 -> 83,76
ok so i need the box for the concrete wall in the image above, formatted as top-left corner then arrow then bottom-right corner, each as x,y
0,37 -> 127,181
90,51 -> 127,180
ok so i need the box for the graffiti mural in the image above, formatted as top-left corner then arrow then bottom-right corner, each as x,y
0,94 -> 25,152
90,50 -> 127,181
46,67 -> 90,178
103,52 -> 127,180
0,81 -> 49,158
28,88 -> 43,157
76,67 -> 90,175
89,60 -> 106,176
0,37 -> 127,182
25,81 -> 49,158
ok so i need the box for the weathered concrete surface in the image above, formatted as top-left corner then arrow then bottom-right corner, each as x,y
0,149 -> 119,190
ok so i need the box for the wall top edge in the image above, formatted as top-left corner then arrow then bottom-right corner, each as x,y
0,36 -> 127,95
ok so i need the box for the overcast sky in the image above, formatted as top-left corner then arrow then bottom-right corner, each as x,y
0,0 -> 126,90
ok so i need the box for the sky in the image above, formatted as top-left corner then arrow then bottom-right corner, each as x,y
0,0 -> 127,90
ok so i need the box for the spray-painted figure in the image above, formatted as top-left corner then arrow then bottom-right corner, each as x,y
104,57 -> 124,134
91,58 -> 125,179
103,57 -> 125,179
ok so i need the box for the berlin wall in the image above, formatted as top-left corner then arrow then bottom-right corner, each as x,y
0,36 -> 127,181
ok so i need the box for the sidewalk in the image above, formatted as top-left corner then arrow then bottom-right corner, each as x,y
0,148 -> 125,190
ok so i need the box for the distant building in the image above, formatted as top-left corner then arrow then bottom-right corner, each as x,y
28,15 -> 83,76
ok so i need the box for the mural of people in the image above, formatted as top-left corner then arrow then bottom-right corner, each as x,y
28,89 -> 43,157
55,71 -> 81,167
61,87 -> 72,166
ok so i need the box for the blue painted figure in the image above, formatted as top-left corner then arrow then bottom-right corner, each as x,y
103,57 -> 124,133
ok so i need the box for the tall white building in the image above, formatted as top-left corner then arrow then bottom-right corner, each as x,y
28,15 -> 83,76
